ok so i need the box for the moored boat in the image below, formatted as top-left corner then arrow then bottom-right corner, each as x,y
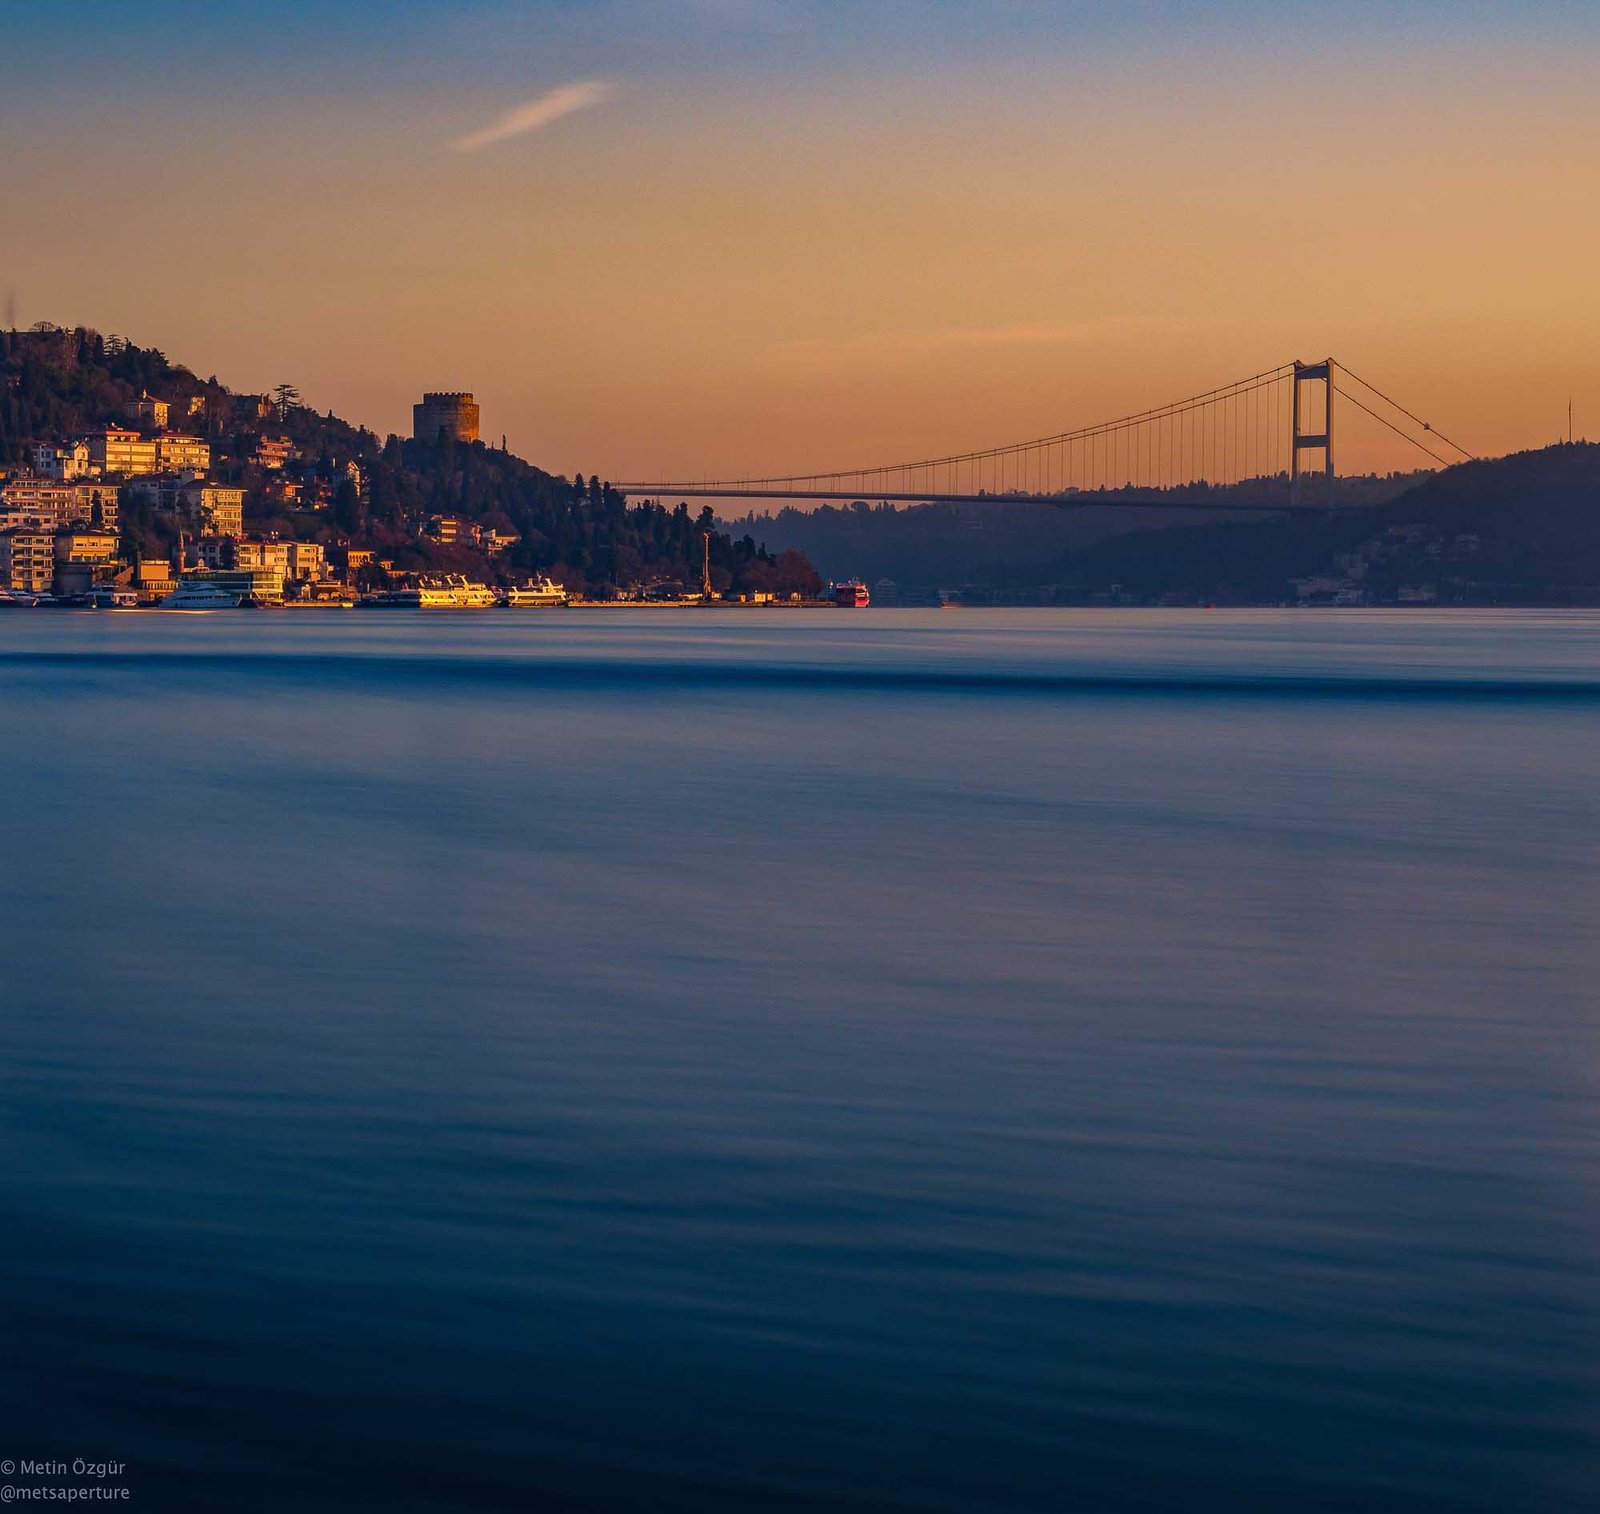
357,575 -> 498,609
161,581 -> 242,609
439,575 -> 498,608
501,576 -> 569,608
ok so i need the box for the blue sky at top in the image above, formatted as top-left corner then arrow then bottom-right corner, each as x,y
11,1 -> 1600,95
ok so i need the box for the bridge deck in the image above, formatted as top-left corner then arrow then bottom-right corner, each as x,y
613,487 -> 1349,512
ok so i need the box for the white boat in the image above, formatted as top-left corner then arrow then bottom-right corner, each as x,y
0,588 -> 39,608
88,585 -> 140,610
437,575 -> 498,608
501,576 -> 569,608
359,575 -> 497,609
161,581 -> 242,610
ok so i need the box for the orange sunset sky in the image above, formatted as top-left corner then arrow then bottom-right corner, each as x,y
4,1 -> 1597,487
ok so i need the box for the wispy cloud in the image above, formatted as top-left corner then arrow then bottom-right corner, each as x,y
452,80 -> 618,153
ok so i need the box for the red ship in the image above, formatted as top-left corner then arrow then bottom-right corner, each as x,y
833,579 -> 871,608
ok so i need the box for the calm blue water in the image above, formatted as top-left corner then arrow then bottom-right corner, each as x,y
1,609 -> 1596,1512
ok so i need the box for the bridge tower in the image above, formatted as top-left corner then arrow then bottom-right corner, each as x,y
1290,359 -> 1335,506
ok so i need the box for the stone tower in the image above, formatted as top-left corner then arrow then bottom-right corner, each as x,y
413,392 -> 481,445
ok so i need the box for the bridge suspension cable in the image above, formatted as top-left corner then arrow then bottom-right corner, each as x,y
1334,363 -> 1475,461
1332,384 -> 1453,469
614,355 -> 1471,509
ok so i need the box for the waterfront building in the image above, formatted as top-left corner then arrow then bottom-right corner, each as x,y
55,531 -> 121,565
195,536 -> 293,574
52,562 -> 97,598
413,392 -> 480,445
329,546 -> 373,583
191,567 -> 284,606
286,540 -> 326,581
0,529 -> 57,592
155,434 -> 210,473
134,559 -> 177,602
84,428 -> 159,477
234,538 -> 291,576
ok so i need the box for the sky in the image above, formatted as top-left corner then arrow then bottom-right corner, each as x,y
3,0 -> 1598,483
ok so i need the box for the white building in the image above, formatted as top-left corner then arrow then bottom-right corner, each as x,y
30,441 -> 93,481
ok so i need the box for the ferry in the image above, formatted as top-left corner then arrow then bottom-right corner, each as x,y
501,576 -> 569,608
358,575 -> 498,609
161,581 -> 242,610
833,579 -> 871,608
439,576 -> 499,608
357,587 -> 422,609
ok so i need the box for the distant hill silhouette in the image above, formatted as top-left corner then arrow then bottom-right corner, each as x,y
728,447 -> 1600,605
726,473 -> 1427,602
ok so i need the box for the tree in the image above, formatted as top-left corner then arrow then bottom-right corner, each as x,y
333,478 -> 363,535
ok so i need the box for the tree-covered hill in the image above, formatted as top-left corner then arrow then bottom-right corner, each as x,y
729,472 -> 1429,595
0,324 -> 820,598
1063,443 -> 1600,606
731,445 -> 1600,606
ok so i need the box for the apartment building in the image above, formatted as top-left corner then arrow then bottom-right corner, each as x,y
85,428 -> 159,477
0,530 -> 57,593
0,476 -> 82,530
155,434 -> 211,473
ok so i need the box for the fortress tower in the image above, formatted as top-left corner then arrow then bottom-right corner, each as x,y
413,392 -> 480,445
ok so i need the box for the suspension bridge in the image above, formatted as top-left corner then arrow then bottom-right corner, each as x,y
615,359 -> 1474,512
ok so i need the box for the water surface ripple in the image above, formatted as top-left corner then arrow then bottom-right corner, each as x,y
1,610 -> 1595,1512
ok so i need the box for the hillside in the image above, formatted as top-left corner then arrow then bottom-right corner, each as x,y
0,323 -> 820,599
1065,444 -> 1600,606
727,472 -> 1429,599
729,447 -> 1600,606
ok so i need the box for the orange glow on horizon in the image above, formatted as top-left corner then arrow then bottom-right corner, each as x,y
8,22 -> 1598,490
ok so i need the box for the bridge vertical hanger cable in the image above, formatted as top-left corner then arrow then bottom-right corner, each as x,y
1225,386 -> 1231,484
613,359 -> 1469,509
